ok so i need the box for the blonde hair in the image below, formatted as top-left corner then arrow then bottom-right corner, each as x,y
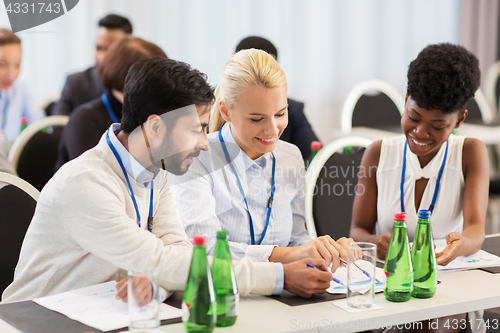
209,49 -> 287,133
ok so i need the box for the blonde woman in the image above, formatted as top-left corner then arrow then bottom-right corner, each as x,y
173,49 -> 352,282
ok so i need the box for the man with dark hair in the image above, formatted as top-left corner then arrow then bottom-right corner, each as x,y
95,14 -> 133,65
3,57 -> 331,303
235,36 -> 320,160
98,14 -> 133,34
52,14 -> 133,116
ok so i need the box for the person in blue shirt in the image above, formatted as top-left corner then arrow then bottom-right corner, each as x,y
173,49 -> 352,277
0,29 -> 44,141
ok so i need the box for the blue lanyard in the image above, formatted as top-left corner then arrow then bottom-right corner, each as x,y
218,130 -> 275,245
400,139 -> 448,213
106,129 -> 154,232
101,93 -> 119,124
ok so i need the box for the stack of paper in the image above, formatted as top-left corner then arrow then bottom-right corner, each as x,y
33,281 -> 182,332
434,239 -> 500,271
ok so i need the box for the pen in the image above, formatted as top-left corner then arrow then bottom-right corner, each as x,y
306,263 -> 346,286
340,258 -> 384,284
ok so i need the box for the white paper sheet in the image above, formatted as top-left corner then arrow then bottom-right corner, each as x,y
327,265 -> 386,294
33,281 -> 182,332
434,239 -> 500,271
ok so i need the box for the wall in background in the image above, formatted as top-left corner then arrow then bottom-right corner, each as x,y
0,0 -> 463,143
459,0 -> 499,87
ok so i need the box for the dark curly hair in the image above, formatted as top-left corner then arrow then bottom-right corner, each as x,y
121,57 -> 214,133
407,43 -> 480,114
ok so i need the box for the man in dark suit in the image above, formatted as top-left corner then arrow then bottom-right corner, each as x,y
235,36 -> 320,160
52,14 -> 133,116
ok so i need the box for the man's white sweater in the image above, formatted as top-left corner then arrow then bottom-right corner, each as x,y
2,133 -> 277,303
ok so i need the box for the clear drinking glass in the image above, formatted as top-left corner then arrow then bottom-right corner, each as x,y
128,269 -> 160,333
347,242 -> 377,309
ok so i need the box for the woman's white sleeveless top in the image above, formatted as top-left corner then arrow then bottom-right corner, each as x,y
376,134 -> 465,241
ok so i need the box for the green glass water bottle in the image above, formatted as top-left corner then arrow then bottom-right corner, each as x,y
19,117 -> 28,134
411,209 -> 437,298
182,235 -> 216,333
211,230 -> 238,326
384,212 -> 413,302
307,141 -> 321,168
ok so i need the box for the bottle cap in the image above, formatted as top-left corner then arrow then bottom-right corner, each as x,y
217,230 -> 228,239
418,210 -> 431,219
311,141 -> 322,150
192,235 -> 206,246
20,117 -> 28,124
394,212 -> 406,221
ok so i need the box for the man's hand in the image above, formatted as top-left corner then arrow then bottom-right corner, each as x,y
282,258 -> 332,298
115,276 -> 153,307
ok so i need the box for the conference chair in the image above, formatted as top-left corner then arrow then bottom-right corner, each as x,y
39,90 -> 61,116
0,172 -> 39,294
463,89 -> 500,199
305,136 -> 373,239
484,60 -> 500,117
8,116 -> 69,191
340,79 -> 405,134
464,88 -> 495,125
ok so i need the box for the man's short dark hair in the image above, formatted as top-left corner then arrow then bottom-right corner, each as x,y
407,43 -> 480,114
235,36 -> 278,60
121,58 -> 214,133
98,14 -> 133,34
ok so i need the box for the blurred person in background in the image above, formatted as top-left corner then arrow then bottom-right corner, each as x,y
52,14 -> 133,116
0,28 -> 44,141
55,36 -> 166,170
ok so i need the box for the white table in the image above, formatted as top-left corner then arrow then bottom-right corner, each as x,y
0,269 -> 498,333
333,124 -> 500,145
458,124 -> 500,145
332,127 -> 399,142
163,269 -> 500,333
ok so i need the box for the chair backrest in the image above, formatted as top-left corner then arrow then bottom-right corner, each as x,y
484,60 -> 500,116
8,116 -> 69,191
305,136 -> 373,239
0,172 -> 39,294
341,80 -> 405,134
465,89 -> 495,124
38,90 -> 61,116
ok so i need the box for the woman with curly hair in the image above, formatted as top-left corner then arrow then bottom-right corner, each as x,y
350,43 -> 489,332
